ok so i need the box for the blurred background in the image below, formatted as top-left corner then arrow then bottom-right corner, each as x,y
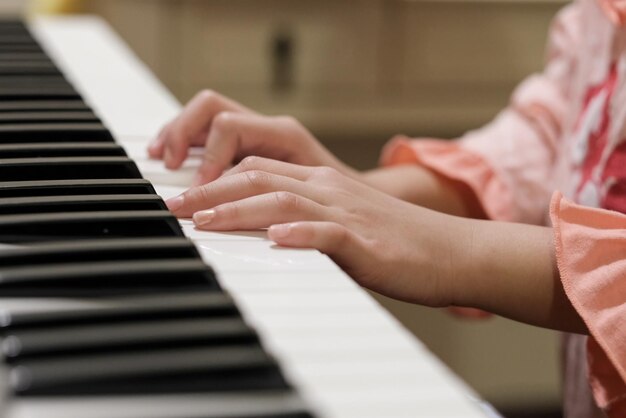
7,0 -> 569,417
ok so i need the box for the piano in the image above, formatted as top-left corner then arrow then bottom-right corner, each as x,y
0,15 -> 497,418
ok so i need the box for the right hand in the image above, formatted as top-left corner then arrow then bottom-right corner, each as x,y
148,90 -> 356,186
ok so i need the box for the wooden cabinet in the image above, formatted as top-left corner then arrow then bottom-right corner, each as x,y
82,0 -> 566,152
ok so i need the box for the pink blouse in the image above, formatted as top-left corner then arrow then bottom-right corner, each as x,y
381,1 -> 626,416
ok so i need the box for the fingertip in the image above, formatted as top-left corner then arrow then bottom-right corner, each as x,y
147,140 -> 164,159
268,223 -> 293,240
268,222 -> 312,247
165,194 -> 185,212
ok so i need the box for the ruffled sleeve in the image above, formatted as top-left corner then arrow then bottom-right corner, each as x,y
380,136 -> 516,221
380,1 -> 581,225
551,192 -> 626,417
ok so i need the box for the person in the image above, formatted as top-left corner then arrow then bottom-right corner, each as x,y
148,0 -> 626,416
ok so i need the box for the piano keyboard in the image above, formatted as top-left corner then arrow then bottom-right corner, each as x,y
0,14 -> 498,418
0,19 -> 313,418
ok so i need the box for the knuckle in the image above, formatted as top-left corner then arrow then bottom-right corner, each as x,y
324,224 -> 351,254
273,191 -> 300,212
212,111 -> 236,131
196,89 -> 218,103
239,156 -> 261,171
276,115 -> 298,127
196,184 -> 213,204
331,224 -> 349,245
244,170 -> 272,190
216,201 -> 238,221
312,166 -> 340,182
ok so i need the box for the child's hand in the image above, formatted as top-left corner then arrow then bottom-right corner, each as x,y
166,156 -> 586,334
166,156 -> 463,307
148,90 -> 356,186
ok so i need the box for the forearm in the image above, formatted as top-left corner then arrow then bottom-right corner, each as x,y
451,217 -> 587,334
362,165 -> 485,218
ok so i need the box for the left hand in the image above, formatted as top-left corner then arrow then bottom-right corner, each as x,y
166,156 -> 466,307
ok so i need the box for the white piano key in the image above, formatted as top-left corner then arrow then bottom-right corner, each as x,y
218,272 -> 358,293
179,221 -> 270,241
194,239 -> 343,274
241,310 -> 393,331
292,371 -> 472,402
153,184 -> 186,201
120,140 -> 206,159
30,17 -> 180,140
229,291 -> 379,313
133,159 -> 197,188
312,398 -> 487,418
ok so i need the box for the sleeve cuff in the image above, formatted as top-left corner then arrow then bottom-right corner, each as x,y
380,136 -> 518,222
550,192 -> 626,414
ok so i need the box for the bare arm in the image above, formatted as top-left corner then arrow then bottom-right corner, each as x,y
452,218 -> 586,334
362,165 -> 486,218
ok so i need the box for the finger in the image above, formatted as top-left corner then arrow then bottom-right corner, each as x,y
147,125 -> 169,159
168,170 -> 328,218
192,192 -> 330,231
194,114 -> 298,185
161,90 -> 254,170
268,221 -> 365,270
222,156 -> 314,182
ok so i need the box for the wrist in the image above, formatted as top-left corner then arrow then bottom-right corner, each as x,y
441,215 -> 481,308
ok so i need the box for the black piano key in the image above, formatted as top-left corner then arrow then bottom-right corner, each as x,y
0,87 -> 81,101
0,237 -> 199,267
0,179 -> 155,198
0,75 -> 69,86
0,393 -> 313,418
0,292 -> 237,329
0,35 -> 39,45
0,157 -> 142,181
0,123 -> 114,142
0,52 -> 52,61
11,346 -> 287,396
0,259 -> 217,298
0,100 -> 90,112
0,195 -> 167,215
0,111 -> 99,124
0,45 -> 44,53
0,210 -> 183,243
3,317 -> 255,358
0,143 -> 125,158
0,21 -> 27,29
0,63 -> 61,76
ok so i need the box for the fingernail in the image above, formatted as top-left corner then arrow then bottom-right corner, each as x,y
269,224 -> 292,239
193,209 -> 216,226
166,195 -> 184,211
